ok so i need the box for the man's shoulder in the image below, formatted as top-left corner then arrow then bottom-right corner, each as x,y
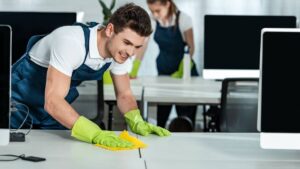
51,25 -> 84,39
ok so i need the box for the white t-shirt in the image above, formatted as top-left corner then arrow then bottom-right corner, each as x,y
151,11 -> 193,41
29,24 -> 131,77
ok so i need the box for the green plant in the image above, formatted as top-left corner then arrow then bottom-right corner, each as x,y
98,0 -> 116,25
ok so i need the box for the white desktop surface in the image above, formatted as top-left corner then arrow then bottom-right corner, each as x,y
145,158 -> 300,169
76,77 -> 221,104
139,133 -> 300,169
77,81 -> 143,101
131,76 -> 221,88
143,87 -> 220,104
0,130 -> 143,169
103,84 -> 143,101
140,76 -> 221,104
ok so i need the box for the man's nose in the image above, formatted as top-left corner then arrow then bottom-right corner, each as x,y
127,46 -> 135,57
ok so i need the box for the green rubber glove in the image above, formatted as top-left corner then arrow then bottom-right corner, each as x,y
103,70 -> 113,84
71,116 -> 133,148
171,59 -> 194,78
124,109 -> 171,137
129,59 -> 141,78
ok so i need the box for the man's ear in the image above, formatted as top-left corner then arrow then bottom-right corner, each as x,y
105,23 -> 114,37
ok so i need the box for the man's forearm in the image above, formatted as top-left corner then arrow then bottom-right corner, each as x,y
44,97 -> 80,129
117,94 -> 138,115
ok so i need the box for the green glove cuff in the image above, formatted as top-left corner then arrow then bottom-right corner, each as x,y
71,116 -> 101,143
124,109 -> 144,125
171,59 -> 184,78
124,109 -> 148,135
171,71 -> 181,78
103,70 -> 113,84
129,59 -> 141,78
124,109 -> 171,136
171,59 -> 195,78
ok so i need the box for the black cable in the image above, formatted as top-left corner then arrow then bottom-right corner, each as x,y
24,115 -> 33,135
11,101 -> 30,130
10,101 -> 33,135
0,154 -> 25,162
0,154 -> 46,162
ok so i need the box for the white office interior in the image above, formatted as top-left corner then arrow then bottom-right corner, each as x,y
1,0 -> 300,168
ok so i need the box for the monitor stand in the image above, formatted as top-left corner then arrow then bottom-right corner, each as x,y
260,133 -> 300,150
0,129 -> 9,145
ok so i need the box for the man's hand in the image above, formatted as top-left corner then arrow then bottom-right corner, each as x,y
124,109 -> 171,136
72,116 -> 133,148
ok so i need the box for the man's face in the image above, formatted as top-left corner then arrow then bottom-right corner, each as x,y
106,26 -> 146,64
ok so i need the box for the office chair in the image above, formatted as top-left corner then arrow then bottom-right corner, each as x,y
168,116 -> 194,132
218,78 -> 259,132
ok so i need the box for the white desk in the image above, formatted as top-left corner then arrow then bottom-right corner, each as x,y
77,77 -> 220,103
141,77 -> 221,127
3,131 -> 297,169
132,76 -> 221,88
77,77 -> 221,130
0,130 -> 144,169
77,81 -> 144,130
77,81 -> 143,101
139,133 -> 300,169
143,87 -> 220,104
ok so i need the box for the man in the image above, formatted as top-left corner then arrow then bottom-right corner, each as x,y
11,3 -> 170,148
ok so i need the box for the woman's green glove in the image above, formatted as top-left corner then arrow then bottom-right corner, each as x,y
71,116 -> 133,148
171,59 -> 194,78
103,70 -> 113,84
129,59 -> 141,78
124,109 -> 171,136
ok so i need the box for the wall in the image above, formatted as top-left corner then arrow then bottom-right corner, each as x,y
1,0 -> 300,76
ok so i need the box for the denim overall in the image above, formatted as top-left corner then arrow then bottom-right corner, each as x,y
154,11 -> 198,128
154,11 -> 198,76
11,22 -> 111,129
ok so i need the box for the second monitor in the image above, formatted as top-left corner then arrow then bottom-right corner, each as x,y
0,11 -> 80,64
258,28 -> 300,150
203,15 -> 296,79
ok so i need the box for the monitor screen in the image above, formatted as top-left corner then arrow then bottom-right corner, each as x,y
0,12 -> 77,64
259,28 -> 300,150
203,15 -> 297,79
0,25 -> 11,130
260,29 -> 300,132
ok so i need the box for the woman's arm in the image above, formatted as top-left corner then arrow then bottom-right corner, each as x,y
184,28 -> 195,58
129,38 -> 150,78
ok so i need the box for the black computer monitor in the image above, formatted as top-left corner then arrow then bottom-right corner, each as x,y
0,25 -> 11,145
203,15 -> 297,79
258,28 -> 300,150
0,12 -> 78,64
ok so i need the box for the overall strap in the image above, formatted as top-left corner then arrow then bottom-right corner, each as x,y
174,10 -> 181,31
175,10 -> 180,27
72,22 -> 99,64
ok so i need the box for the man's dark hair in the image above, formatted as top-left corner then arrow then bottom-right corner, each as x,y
108,3 -> 152,37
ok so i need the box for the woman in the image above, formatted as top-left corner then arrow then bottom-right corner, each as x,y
146,0 -> 199,129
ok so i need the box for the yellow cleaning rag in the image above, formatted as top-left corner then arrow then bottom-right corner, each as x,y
95,130 -> 147,151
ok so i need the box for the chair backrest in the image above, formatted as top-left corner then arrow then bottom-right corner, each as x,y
219,78 -> 259,132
